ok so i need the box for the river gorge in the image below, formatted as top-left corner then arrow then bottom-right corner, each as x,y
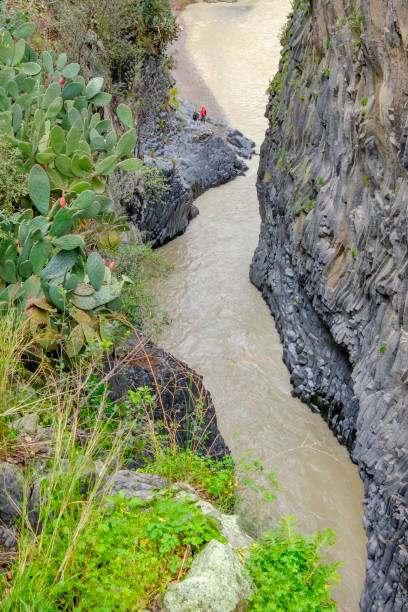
154,1 -> 367,609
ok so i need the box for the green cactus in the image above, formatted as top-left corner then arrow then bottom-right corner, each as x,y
0,15 -> 141,358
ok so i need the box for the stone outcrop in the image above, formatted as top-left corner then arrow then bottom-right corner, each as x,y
162,539 -> 254,612
250,2 -> 408,609
123,58 -> 255,246
109,338 -> 230,461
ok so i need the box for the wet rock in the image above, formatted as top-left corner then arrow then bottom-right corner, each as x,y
227,128 -> 256,159
162,539 -> 254,612
250,2 -> 408,608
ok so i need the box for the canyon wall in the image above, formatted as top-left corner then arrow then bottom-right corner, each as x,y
250,1 -> 408,609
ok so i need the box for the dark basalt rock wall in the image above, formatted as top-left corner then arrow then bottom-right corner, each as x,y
109,340 -> 230,462
124,58 -> 254,246
250,2 -> 408,609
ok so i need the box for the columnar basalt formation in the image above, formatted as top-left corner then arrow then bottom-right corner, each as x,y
250,2 -> 408,609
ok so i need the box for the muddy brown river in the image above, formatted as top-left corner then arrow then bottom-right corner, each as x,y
155,1 -> 367,609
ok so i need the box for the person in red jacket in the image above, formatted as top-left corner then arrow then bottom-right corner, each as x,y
200,106 -> 207,122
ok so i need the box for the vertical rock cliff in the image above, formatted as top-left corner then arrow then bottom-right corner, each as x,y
250,1 -> 408,609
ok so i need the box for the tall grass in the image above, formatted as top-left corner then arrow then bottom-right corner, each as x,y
0,314 -> 130,608
0,314 -> 235,608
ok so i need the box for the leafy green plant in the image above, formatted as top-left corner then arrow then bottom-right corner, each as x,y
0,316 -> 225,609
2,486 -> 224,611
246,516 -> 341,611
238,449 -> 279,504
51,492 -> 224,610
52,0 -> 176,70
294,0 -> 310,15
164,85 -> 179,111
345,10 -> 362,34
144,447 -> 236,512
0,15 -> 143,356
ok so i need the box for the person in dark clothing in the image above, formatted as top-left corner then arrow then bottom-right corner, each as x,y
200,106 -> 207,122
193,111 -> 199,121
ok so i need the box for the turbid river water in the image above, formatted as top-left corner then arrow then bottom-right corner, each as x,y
155,1 -> 367,609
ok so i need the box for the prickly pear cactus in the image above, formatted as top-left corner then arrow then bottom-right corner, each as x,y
0,15 -> 143,357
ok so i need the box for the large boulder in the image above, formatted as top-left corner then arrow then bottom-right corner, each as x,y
162,539 -> 254,612
109,342 -> 231,463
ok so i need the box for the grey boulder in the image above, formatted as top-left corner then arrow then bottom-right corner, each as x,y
162,539 -> 254,612
107,471 -> 167,501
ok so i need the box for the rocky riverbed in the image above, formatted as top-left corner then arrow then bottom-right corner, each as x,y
250,2 -> 408,609
121,57 -> 255,246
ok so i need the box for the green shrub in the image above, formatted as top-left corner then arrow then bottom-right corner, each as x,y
2,490 -> 225,611
54,0 -> 176,68
0,138 -> 28,233
68,493 -> 224,609
246,516 -> 341,611
144,447 -> 236,512
114,240 -> 172,332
